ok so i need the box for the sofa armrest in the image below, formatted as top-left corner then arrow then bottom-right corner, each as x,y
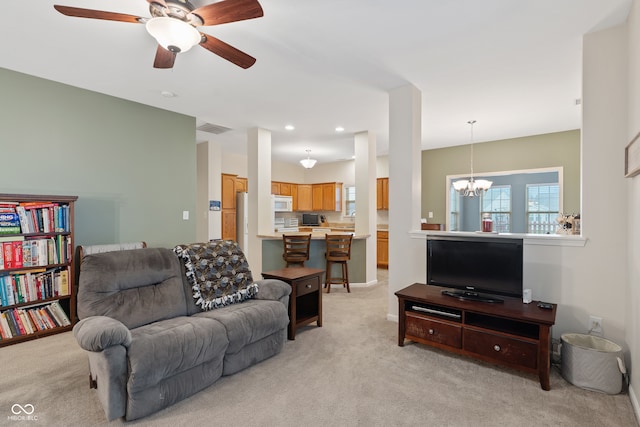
254,279 -> 291,302
73,316 -> 132,352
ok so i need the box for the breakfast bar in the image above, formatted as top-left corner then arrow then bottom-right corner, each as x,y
259,232 -> 370,284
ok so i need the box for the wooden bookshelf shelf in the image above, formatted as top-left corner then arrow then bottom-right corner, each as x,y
0,193 -> 78,347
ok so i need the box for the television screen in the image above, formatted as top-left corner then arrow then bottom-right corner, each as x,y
426,235 -> 523,302
302,213 -> 320,226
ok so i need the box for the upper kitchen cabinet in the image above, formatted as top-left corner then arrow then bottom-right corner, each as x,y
297,184 -> 313,211
236,177 -> 248,193
377,177 -> 389,210
271,181 -> 293,196
312,182 -> 342,211
222,173 -> 238,209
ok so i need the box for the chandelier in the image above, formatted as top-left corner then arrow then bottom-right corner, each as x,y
299,149 -> 317,169
453,120 -> 492,197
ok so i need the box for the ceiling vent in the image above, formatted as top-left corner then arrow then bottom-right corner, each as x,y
197,123 -> 232,134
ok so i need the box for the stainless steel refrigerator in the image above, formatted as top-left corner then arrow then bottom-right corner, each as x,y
236,192 -> 249,256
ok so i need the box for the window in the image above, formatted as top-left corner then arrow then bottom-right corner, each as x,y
481,186 -> 511,233
449,185 -> 460,231
527,183 -> 559,234
345,186 -> 356,216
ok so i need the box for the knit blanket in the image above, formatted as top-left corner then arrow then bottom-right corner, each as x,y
174,240 -> 258,311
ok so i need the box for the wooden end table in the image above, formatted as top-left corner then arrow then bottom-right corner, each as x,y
262,267 -> 324,340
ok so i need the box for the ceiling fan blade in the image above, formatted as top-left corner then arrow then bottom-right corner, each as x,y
53,5 -> 144,23
199,33 -> 256,69
153,45 -> 176,69
191,0 -> 263,26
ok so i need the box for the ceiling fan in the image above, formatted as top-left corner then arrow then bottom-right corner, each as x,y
53,0 -> 263,69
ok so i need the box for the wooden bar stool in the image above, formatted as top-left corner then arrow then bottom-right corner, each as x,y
282,234 -> 312,267
324,234 -> 353,293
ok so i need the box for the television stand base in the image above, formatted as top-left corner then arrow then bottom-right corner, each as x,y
396,283 -> 557,390
441,289 -> 504,303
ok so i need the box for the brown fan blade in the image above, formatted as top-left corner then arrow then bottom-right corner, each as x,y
53,5 -> 144,24
191,0 -> 263,26
153,45 -> 176,69
199,33 -> 256,69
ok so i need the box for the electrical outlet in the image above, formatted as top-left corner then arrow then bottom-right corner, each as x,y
589,315 -> 602,335
428,212 -> 434,218
182,210 -> 189,220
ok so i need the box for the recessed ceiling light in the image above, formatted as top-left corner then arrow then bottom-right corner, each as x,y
285,125 -> 295,131
161,90 -> 176,98
335,126 -> 345,132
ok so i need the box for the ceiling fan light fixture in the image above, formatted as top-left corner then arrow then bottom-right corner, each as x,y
145,17 -> 201,53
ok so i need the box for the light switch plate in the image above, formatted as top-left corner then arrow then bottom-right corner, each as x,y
182,210 -> 189,220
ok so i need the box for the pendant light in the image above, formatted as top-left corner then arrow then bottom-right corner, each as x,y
453,120 -> 492,197
300,149 -> 317,169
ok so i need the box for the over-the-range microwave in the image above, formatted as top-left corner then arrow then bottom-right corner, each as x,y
272,195 -> 293,212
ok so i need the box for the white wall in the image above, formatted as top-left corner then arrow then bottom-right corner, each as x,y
626,0 -> 640,416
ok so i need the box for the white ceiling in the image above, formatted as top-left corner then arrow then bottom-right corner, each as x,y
0,1 -> 632,166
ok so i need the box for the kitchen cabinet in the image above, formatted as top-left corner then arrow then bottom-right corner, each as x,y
312,182 -> 342,211
236,177 -> 248,193
297,184 -> 313,211
377,177 -> 389,210
312,184 -> 323,210
271,181 -> 293,196
377,230 -> 388,268
291,184 -> 298,211
222,173 -> 237,209
222,210 -> 236,240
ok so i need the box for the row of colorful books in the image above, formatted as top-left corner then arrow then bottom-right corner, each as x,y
0,202 -> 70,234
0,267 -> 70,307
0,235 -> 71,270
0,301 -> 71,340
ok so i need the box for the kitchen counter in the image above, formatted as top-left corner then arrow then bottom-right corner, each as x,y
260,232 -> 370,283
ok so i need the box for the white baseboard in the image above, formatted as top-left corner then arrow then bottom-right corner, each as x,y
325,279 -> 377,289
629,384 -> 640,426
387,314 -> 399,322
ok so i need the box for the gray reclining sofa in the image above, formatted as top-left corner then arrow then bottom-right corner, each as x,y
73,241 -> 291,421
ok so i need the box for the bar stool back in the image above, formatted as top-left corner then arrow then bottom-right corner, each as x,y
324,234 -> 353,293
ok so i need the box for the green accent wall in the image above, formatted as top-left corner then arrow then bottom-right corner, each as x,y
0,68 -> 196,248
422,130 -> 580,226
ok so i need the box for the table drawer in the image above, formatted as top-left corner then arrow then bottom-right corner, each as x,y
464,328 -> 537,369
296,277 -> 319,297
405,313 -> 462,348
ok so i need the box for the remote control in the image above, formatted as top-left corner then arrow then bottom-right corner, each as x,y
537,302 -> 553,310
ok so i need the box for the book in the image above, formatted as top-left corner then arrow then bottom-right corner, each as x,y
26,309 -> 43,332
49,301 -> 71,326
15,206 -> 31,233
18,309 -> 34,334
0,312 -> 12,338
3,242 -> 13,269
3,311 -> 18,337
12,241 -> 22,269
58,269 -> 69,296
11,309 -> 26,335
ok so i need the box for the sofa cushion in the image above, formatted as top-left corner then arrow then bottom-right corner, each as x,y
195,299 -> 289,354
174,240 -> 258,311
77,248 -> 189,329
127,316 -> 229,393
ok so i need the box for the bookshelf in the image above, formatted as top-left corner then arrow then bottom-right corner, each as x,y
0,193 -> 78,347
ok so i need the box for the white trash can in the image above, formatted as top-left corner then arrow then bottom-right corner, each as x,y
561,333 -> 626,394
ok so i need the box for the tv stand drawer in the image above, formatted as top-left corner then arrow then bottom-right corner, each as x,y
463,329 -> 537,369
405,312 -> 462,348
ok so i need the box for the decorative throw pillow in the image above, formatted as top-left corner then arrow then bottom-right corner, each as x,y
174,240 -> 258,311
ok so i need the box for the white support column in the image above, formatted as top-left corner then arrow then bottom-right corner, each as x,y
354,131 -> 378,285
195,140 -> 222,242
247,128 -> 273,274
387,84 -> 425,320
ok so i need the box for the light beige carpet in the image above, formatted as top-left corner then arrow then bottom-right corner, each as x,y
0,271 -> 637,427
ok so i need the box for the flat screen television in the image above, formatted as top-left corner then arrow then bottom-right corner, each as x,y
426,235 -> 523,303
301,213 -> 320,226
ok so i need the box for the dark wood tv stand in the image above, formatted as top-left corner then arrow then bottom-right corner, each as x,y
395,283 -> 557,390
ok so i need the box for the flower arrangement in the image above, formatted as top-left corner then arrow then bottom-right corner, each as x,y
557,213 -> 581,235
